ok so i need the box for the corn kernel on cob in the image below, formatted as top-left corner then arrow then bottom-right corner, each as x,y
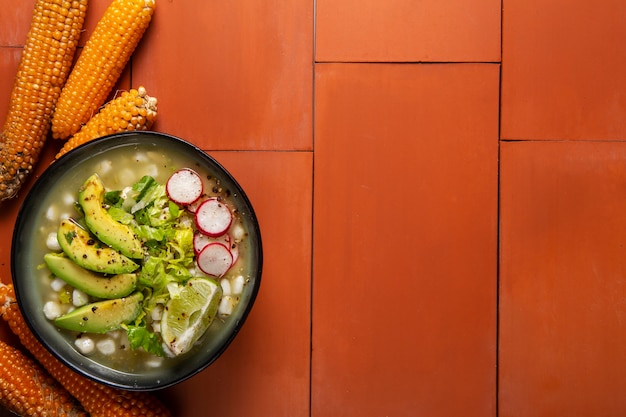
51,0 -> 156,140
0,0 -> 87,201
0,283 -> 173,417
55,86 -> 157,159
0,338 -> 87,416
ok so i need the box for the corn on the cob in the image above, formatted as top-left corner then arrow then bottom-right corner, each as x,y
51,0 -> 156,140
0,284 -> 173,417
0,0 -> 88,201
55,86 -> 157,159
0,338 -> 87,417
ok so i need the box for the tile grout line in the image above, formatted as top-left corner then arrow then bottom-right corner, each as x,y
496,1 -> 504,416
309,0 -> 317,415
496,67 -> 502,417
314,60 -> 502,65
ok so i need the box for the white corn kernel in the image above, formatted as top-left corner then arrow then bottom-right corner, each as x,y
63,193 -> 75,206
50,277 -> 66,292
134,152 -> 149,163
145,356 -> 164,368
218,295 -> 237,317
109,329 -> 122,339
72,289 -> 89,307
231,275 -> 245,295
230,223 -> 245,241
75,337 -> 95,354
144,164 -> 158,177
96,338 -> 116,355
98,159 -> 113,175
45,206 -> 57,221
46,232 -> 61,251
220,278 -> 232,296
43,301 -> 62,320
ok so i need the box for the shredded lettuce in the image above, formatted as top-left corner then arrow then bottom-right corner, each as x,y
103,190 -> 123,207
104,175 -> 198,357
133,175 -> 157,201
107,206 -> 134,225
125,324 -> 165,357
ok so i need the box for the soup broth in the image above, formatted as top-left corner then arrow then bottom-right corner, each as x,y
24,142 -> 258,375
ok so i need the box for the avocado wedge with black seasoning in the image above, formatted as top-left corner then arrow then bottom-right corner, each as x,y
57,218 -> 139,275
79,173 -> 144,259
44,252 -> 137,299
54,292 -> 144,333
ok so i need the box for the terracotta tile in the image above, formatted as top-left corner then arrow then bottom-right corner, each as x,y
159,150 -> 312,416
500,142 -> 626,416
502,0 -> 626,140
0,0 -> 35,46
131,0 -> 313,151
313,63 -> 499,416
316,0 -> 501,62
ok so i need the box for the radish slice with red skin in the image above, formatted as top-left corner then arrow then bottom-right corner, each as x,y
197,242 -> 233,277
166,168 -> 204,206
193,231 -> 230,255
185,196 -> 205,214
195,198 -> 233,237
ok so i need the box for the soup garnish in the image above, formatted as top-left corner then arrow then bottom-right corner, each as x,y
42,169 -> 245,358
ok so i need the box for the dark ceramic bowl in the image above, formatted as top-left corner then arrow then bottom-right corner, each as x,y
11,131 -> 262,390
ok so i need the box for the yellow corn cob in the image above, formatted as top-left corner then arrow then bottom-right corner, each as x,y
0,283 -> 173,417
55,86 -> 157,159
0,0 -> 88,201
0,338 -> 87,416
51,0 -> 156,140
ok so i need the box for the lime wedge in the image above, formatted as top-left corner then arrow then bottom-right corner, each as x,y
161,277 -> 222,356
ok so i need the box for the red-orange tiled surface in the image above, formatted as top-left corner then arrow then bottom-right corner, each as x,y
500,142 -> 626,416
501,0 -> 626,140
2,0 -> 626,416
313,63 -> 498,416
316,0 -> 500,62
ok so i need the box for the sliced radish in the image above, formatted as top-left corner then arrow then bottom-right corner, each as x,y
195,198 -> 233,237
186,196 -> 205,214
196,242 -> 233,277
166,168 -> 204,206
193,231 -> 230,255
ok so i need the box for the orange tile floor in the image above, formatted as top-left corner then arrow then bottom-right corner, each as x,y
1,0 -> 626,416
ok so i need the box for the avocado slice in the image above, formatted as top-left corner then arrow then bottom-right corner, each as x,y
54,292 -> 144,334
57,218 -> 139,275
44,253 -> 137,299
79,174 -> 143,259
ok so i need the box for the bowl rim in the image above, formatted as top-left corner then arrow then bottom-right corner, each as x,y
11,131 -> 263,391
